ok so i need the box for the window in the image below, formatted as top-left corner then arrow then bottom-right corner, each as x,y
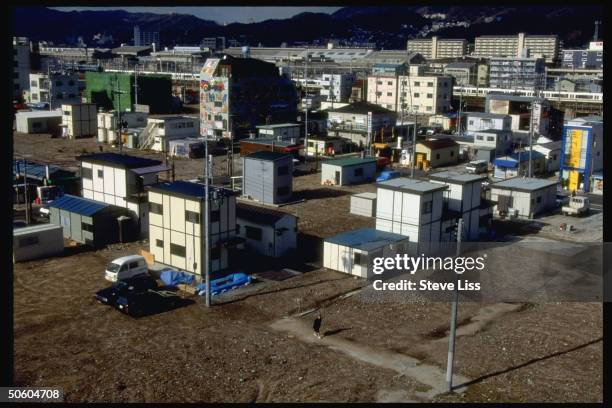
435,153 -> 440,159
469,120 -> 474,125
387,81 -> 393,85
278,166 -> 289,176
536,196 -> 542,204
156,239 -> 164,248
426,106 -> 432,111
354,252 -> 362,266
387,92 -> 392,96
97,169 -> 103,178
129,261 -> 138,269
487,136 -> 495,142
32,93 -> 38,100
427,93 -> 433,98
422,201 -> 432,214
149,202 -> 163,215
31,80 -> 37,87
82,223 -> 94,233
376,92 -> 382,97
414,92 -> 420,98
377,81 -> 382,85
277,186 -> 290,196
63,110 -> 70,115
450,151 -> 454,157
414,81 -> 420,86
245,225 -> 262,241
185,210 -> 200,224
170,244 -> 186,258
427,82 -> 434,87
81,167 -> 92,179
19,236 -> 39,248
210,210 -> 220,222
552,154 -> 557,160
476,135 -> 484,141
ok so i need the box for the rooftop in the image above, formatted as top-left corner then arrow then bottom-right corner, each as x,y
352,192 -> 377,200
534,141 -> 562,150
445,62 -> 476,69
13,160 -> 76,181
324,228 -> 408,251
49,194 -> 110,217
256,123 -> 301,129
327,101 -> 395,115
78,153 -> 161,169
466,112 -> 510,119
245,151 -> 293,161
377,178 -> 448,195
148,181 -> 235,200
16,110 -> 62,118
236,202 -> 294,226
13,223 -> 63,237
322,156 -> 377,168
491,177 -> 558,192
473,129 -> 512,135
419,138 -> 459,150
428,170 -> 487,184
241,138 -> 300,148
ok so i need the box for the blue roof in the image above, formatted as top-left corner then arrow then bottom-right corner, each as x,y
148,181 -> 235,199
49,194 -> 110,216
493,151 -> 545,168
13,160 -> 75,181
77,153 -> 161,169
325,228 -> 407,251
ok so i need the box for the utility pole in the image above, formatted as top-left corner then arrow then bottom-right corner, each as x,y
304,48 -> 309,163
204,139 -> 211,307
134,62 -> 139,107
446,217 -> 463,393
23,157 -> 30,224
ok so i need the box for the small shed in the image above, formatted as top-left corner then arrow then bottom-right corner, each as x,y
236,202 -> 298,258
49,194 -> 135,247
415,138 -> 460,169
321,157 -> 377,186
15,110 -> 62,134
61,103 -> 97,139
13,223 -> 64,262
256,123 -> 301,140
323,228 -> 410,278
350,192 -> 377,217
242,151 -> 294,204
492,151 -> 546,179
490,177 -> 558,219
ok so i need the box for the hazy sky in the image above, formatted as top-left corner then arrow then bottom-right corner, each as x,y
51,7 -> 341,24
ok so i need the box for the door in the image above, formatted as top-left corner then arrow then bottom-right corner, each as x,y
416,153 -> 426,170
335,171 -> 340,185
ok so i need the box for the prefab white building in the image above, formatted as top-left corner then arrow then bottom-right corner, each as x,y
428,171 -> 487,241
61,103 -> 97,139
375,178 -> 448,255
350,192 -> 377,217
490,177 -> 558,219
97,111 -> 148,144
531,141 -> 562,174
236,202 -> 297,258
242,151 -> 294,205
13,223 -> 64,262
15,110 -> 62,134
78,153 -> 168,237
321,157 -> 377,186
323,228 -> 410,278
465,112 -> 512,135
256,123 -> 301,141
148,181 -> 237,278
143,116 -> 200,152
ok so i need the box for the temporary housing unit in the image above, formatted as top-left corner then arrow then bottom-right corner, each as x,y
236,202 -> 297,258
242,151 -> 294,204
465,112 -> 512,134
415,138 -> 459,169
532,141 -> 562,174
61,103 -> 97,138
376,178 -> 448,255
472,129 -> 513,158
428,170 -> 487,241
350,192 -> 377,217
490,177 -> 558,219
138,115 -> 200,152
13,223 -> 64,262
168,138 -> 205,158
49,194 -> 135,246
147,181 -> 238,278
306,136 -> 350,158
320,157 -> 377,186
96,111 -> 148,144
256,123 -> 301,140
323,228 -> 410,278
492,151 -> 546,180
15,110 -> 62,134
78,153 -> 167,236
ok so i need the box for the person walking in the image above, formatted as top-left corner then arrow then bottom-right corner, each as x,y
313,312 -> 323,339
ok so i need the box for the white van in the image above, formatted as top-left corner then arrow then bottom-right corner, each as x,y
466,160 -> 489,174
105,255 -> 149,282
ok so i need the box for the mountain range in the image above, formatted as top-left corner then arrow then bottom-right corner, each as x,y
11,6 -> 603,49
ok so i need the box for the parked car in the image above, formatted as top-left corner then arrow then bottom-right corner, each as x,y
376,170 -> 401,182
39,205 -> 50,218
116,289 -> 181,317
466,160 -> 489,174
94,275 -> 158,306
105,255 -> 149,282
562,195 -> 590,216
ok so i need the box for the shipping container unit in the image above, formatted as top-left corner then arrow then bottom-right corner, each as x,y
256,123 -> 302,141
376,178 -> 448,255
428,170 -> 488,241
490,177 -> 558,219
61,103 -> 97,139
321,157 -> 377,186
15,110 -> 62,134
236,202 -> 297,258
85,71 -> 173,114
323,228 -> 410,278
350,192 -> 377,217
49,194 -> 135,247
239,138 -> 302,158
147,181 -> 239,279
242,151 -> 294,205
13,224 -> 64,262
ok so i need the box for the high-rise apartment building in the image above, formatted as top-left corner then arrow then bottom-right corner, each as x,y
134,25 -> 160,47
474,33 -> 559,64
407,36 -> 467,59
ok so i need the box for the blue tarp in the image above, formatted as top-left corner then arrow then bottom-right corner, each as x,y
492,158 -> 518,168
160,269 -> 195,287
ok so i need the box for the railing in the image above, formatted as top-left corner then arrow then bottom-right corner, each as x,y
138,122 -> 157,150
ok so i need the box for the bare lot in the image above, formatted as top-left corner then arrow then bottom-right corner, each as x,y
13,133 -> 602,402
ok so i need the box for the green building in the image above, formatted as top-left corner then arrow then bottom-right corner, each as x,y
84,72 -> 173,114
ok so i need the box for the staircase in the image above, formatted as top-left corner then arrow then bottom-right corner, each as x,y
138,122 -> 157,150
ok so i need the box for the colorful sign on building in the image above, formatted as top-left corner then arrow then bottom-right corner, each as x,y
200,59 -> 229,139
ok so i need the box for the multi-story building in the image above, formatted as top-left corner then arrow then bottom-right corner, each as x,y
147,181 -> 238,278
407,36 -> 468,59
199,55 -> 298,140
474,33 -> 559,64
320,73 -> 355,103
327,101 -> 397,147
202,37 -> 226,51
367,65 -> 453,115
28,72 -> 81,109
561,41 -> 604,70
133,25 -> 160,47
443,62 -> 477,86
465,112 -> 512,134
13,37 -> 32,100
489,54 -> 545,90
559,116 -> 603,193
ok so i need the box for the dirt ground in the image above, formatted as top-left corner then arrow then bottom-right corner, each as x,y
12,132 -> 603,402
